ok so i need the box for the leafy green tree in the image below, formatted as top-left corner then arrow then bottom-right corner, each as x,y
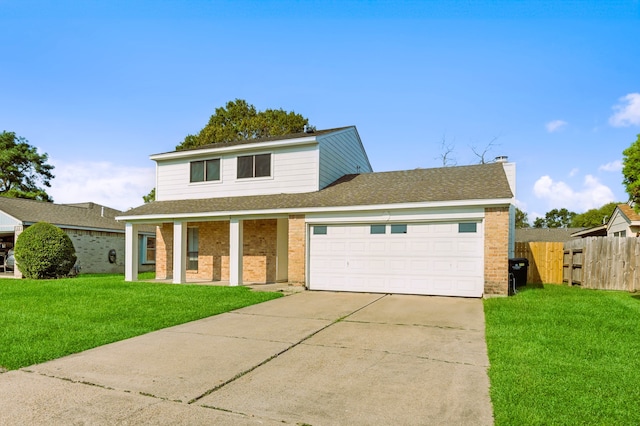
15,222 -> 77,279
176,99 -> 309,150
534,208 -> 577,228
0,131 -> 55,201
515,207 -> 530,228
545,208 -> 576,228
570,202 -> 619,227
143,188 -> 155,203
622,134 -> 640,208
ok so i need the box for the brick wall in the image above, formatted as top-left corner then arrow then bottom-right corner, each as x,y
242,219 -> 277,283
287,214 -> 306,284
156,223 -> 173,279
64,229 -> 155,274
159,219 -> 278,283
186,221 -> 230,281
484,206 -> 510,295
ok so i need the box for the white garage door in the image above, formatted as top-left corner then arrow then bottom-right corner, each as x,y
309,222 -> 484,297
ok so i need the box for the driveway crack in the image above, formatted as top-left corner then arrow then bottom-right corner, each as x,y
187,293 -> 388,404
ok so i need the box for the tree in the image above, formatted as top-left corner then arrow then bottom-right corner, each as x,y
622,134 -> 640,208
175,99 -> 309,150
534,208 -> 577,228
471,136 -> 500,164
436,135 -> 456,166
142,188 -> 155,203
515,207 -> 530,228
0,131 -> 55,201
570,202 -> 619,227
14,222 -> 77,279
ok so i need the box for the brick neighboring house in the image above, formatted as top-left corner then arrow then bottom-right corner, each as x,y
118,126 -> 516,297
0,197 -> 155,277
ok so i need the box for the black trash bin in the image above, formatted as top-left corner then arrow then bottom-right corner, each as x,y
508,258 -> 529,295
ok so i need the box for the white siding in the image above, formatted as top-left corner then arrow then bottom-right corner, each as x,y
608,210 -> 631,236
156,144 -> 320,201
318,128 -> 373,189
0,211 -> 20,233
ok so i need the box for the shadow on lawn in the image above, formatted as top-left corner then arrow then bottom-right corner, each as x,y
520,283 -> 544,291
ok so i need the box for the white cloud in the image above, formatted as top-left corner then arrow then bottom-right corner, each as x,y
569,168 -> 579,177
533,174 -> 615,212
48,160 -> 155,211
599,160 -> 623,172
609,93 -> 640,127
545,120 -> 567,133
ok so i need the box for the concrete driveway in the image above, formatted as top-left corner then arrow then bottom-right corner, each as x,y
0,291 -> 493,425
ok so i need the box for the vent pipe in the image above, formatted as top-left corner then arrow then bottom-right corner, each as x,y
494,155 -> 508,163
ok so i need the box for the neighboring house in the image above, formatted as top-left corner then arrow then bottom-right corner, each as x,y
0,197 -> 155,277
571,203 -> 640,238
516,227 -> 584,243
118,126 -> 516,297
606,203 -> 640,237
570,225 -> 607,238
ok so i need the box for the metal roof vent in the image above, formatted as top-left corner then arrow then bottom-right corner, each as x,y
494,155 -> 508,163
303,124 -> 315,133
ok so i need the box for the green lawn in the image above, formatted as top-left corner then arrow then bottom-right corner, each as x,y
484,284 -> 640,425
0,274 -> 282,371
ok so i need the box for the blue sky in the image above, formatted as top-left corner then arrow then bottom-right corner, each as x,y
2,0 -> 639,221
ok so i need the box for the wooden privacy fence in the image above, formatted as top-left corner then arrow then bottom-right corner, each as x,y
564,237 -> 640,292
514,242 -> 564,284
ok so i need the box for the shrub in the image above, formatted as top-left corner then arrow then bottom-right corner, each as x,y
14,222 -> 77,279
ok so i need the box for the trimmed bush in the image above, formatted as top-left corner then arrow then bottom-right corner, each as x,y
14,222 -> 77,279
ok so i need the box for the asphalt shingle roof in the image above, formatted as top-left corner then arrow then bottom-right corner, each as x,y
154,126 -> 354,156
617,203 -> 640,222
121,162 -> 513,218
0,197 -> 126,231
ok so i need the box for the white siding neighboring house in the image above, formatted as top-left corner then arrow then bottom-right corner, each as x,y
607,203 -> 640,237
118,126 -> 516,297
0,198 -> 155,277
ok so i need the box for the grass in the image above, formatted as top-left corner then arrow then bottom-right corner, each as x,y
484,284 -> 640,425
0,273 -> 282,371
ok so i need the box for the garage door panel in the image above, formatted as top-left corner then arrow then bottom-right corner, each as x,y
310,222 -> 483,297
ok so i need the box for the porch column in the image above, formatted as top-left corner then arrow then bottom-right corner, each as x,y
276,218 -> 288,282
229,218 -> 243,286
13,225 -> 24,279
125,223 -> 139,282
173,220 -> 187,284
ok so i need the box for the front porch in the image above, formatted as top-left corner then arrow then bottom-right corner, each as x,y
125,215 -> 306,286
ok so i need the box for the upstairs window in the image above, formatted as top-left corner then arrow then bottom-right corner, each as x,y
237,153 -> 271,179
190,159 -> 220,182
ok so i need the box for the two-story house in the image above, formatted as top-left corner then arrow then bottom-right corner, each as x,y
118,126 -> 516,297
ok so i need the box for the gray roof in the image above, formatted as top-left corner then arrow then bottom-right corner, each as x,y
122,162 -> 513,218
515,227 -> 584,242
155,126 -> 354,156
0,197 -> 126,231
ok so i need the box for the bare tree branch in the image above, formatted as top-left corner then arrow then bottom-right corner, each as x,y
436,135 -> 457,167
470,136 -> 500,164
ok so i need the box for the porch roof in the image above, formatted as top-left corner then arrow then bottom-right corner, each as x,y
120,162 -> 513,220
